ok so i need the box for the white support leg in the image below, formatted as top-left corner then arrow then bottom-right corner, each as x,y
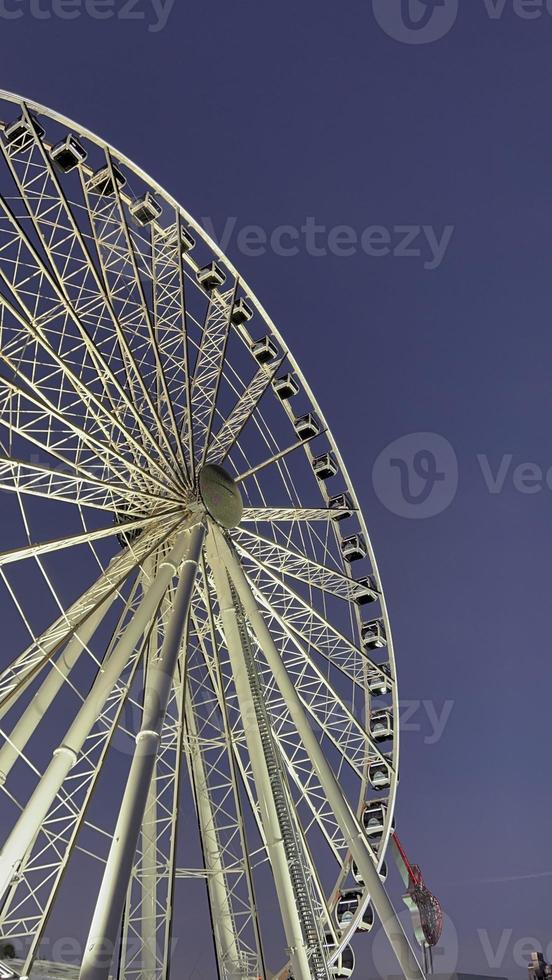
206,529 -> 314,980
80,522 -> 206,980
140,734 -> 159,979
0,593 -> 115,785
0,527 -> 194,905
140,568 -> 163,980
212,524 -> 426,980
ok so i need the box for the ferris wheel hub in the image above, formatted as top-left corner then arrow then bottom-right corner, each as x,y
198,463 -> 243,528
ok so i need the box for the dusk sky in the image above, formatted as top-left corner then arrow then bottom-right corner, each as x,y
0,2 -> 550,979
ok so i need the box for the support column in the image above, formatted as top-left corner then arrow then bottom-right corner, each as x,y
211,524 -> 426,980
0,593 -> 115,785
206,529 -> 314,980
0,527 -> 193,905
80,521 -> 205,980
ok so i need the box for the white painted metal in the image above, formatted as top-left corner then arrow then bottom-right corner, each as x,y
206,529 -> 317,980
0,593 -> 115,784
80,522 -> 205,980
0,527 -> 194,904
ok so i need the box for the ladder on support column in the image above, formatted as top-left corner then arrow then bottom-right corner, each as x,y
231,582 -> 331,980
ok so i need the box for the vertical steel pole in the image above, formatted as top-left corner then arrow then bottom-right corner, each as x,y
212,524 -> 426,980
0,528 -> 192,904
80,522 -> 205,980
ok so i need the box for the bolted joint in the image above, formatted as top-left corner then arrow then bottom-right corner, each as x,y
53,744 -> 78,768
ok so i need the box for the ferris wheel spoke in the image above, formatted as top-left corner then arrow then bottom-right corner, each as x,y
233,526 -> 371,603
234,430 -> 324,483
241,506 -> 356,522
0,455 -> 173,512
0,190 -> 143,447
0,282 -> 178,495
187,286 -> 237,471
272,725 -> 349,866
239,562 -> 393,769
151,216 -> 194,473
0,341 -> 181,503
198,552 -> 381,779
233,537 -> 393,686
206,356 -> 285,467
244,587 -> 381,776
0,518 -> 181,718
0,112 -> 181,479
102,149 -> 187,477
0,510 -> 182,570
79,152 -> 187,486
0,370 -> 174,498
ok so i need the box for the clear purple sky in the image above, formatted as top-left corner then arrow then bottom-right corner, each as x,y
1,2 -> 551,978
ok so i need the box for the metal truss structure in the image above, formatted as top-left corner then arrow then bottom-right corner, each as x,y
0,92 -> 425,980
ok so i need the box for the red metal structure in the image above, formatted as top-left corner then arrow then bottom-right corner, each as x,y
391,834 -> 444,974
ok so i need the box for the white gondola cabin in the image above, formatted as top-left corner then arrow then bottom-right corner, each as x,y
230,297 -> 253,325
312,453 -> 339,480
273,373 -> 299,400
362,799 -> 387,835
5,113 -> 44,148
369,755 -> 392,790
130,192 -> 163,226
336,889 -> 375,933
361,619 -> 387,651
251,336 -> 278,364
367,664 -> 391,697
370,709 -> 393,742
324,936 -> 356,979
352,575 -> 378,606
352,858 -> 388,886
197,261 -> 226,290
51,134 -> 87,173
341,534 -> 367,563
294,413 -> 319,441
329,493 -> 353,520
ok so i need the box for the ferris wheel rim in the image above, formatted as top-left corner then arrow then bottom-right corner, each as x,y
0,88 -> 404,979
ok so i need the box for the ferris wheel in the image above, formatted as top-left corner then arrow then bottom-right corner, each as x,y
0,92 -> 425,980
